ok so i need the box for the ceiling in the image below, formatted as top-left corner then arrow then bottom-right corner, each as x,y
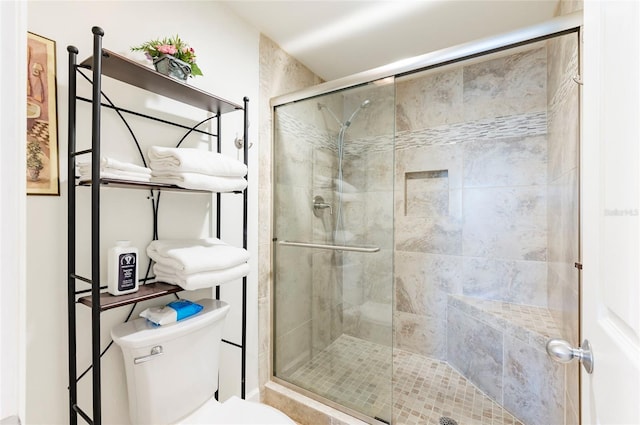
223,0 -> 559,81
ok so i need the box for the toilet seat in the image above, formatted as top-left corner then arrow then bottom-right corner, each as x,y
178,396 -> 296,424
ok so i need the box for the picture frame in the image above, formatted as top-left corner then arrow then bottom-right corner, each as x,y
27,32 -> 60,196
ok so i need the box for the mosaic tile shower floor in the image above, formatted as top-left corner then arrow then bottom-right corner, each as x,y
286,335 -> 525,425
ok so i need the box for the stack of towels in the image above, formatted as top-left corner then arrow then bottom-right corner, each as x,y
148,146 -> 247,192
78,157 -> 152,183
147,238 -> 250,290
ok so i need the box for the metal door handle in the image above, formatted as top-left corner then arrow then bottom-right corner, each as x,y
546,338 -> 594,374
134,345 -> 164,364
278,240 -> 380,253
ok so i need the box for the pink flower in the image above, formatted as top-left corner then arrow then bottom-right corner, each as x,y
157,44 -> 177,55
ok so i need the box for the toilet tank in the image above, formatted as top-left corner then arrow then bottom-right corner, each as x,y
111,298 -> 230,425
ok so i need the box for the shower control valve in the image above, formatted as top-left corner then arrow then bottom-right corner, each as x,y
313,195 -> 333,216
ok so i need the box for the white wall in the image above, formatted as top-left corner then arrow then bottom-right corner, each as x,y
25,2 -> 259,423
0,1 -> 26,423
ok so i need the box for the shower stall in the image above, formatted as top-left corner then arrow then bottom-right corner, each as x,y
271,13 -> 581,425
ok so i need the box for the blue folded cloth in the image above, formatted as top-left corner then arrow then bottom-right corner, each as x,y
139,299 -> 203,326
167,299 -> 203,321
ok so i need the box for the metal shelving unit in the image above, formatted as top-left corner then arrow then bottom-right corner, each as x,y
67,26 -> 249,425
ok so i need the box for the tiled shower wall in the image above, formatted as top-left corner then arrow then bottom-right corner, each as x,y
393,46 -> 550,359
392,37 -> 580,425
338,90 -> 395,345
273,104 -> 347,373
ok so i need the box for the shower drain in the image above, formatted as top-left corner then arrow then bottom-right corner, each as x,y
439,417 -> 459,425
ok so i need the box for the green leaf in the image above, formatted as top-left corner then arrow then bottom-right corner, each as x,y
190,63 -> 203,77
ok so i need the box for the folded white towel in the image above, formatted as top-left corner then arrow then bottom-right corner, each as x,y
153,262 -> 250,290
147,238 -> 250,274
79,170 -> 152,183
148,146 -> 247,177
78,157 -> 152,175
150,172 -> 247,192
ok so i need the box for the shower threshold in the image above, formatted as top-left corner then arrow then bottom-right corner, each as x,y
284,334 -> 524,425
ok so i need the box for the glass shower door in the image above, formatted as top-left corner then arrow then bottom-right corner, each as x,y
272,80 -> 395,423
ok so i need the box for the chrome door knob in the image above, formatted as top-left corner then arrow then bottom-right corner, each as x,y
546,338 -> 594,374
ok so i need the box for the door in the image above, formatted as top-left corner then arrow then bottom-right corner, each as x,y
272,81 -> 395,423
582,1 -> 640,424
1,1 -> 27,422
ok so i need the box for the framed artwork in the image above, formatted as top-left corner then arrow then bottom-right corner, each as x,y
27,32 -> 60,196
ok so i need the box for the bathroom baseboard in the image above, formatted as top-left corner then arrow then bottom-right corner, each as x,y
246,387 -> 260,403
0,415 -> 20,425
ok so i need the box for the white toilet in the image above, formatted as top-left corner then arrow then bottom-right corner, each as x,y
111,298 -> 295,425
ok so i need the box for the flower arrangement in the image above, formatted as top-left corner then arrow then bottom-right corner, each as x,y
131,34 -> 203,77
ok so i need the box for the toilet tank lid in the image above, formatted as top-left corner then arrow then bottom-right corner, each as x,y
110,298 -> 229,349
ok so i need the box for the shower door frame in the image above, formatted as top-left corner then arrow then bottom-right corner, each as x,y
271,12 -> 582,108
270,10 -> 583,425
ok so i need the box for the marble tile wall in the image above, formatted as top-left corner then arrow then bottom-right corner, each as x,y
503,335 -> 565,425
273,103 -> 353,374
302,84 -> 395,345
395,35 -> 580,424
447,295 -> 566,425
334,84 -> 395,345
394,46 -> 550,361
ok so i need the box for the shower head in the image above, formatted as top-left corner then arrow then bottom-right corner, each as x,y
345,99 -> 371,127
319,99 -> 372,128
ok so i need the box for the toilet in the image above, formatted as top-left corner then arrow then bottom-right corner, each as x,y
111,298 -> 295,425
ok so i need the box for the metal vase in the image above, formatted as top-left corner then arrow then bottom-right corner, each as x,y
153,55 -> 191,81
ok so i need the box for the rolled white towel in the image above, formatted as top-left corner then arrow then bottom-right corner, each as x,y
148,146 -> 247,177
150,172 -> 247,192
78,157 -> 151,175
153,262 -> 250,290
147,238 -> 250,274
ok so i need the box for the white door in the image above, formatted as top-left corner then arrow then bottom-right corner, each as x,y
581,1 -> 640,424
0,1 -> 27,423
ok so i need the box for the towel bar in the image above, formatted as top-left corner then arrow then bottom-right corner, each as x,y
278,240 -> 380,253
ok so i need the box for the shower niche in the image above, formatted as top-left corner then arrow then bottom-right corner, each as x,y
272,27 -> 580,425
404,170 -> 450,217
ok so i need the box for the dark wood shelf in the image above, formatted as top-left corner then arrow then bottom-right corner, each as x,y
77,282 -> 182,312
77,178 -> 243,194
79,49 -> 243,115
